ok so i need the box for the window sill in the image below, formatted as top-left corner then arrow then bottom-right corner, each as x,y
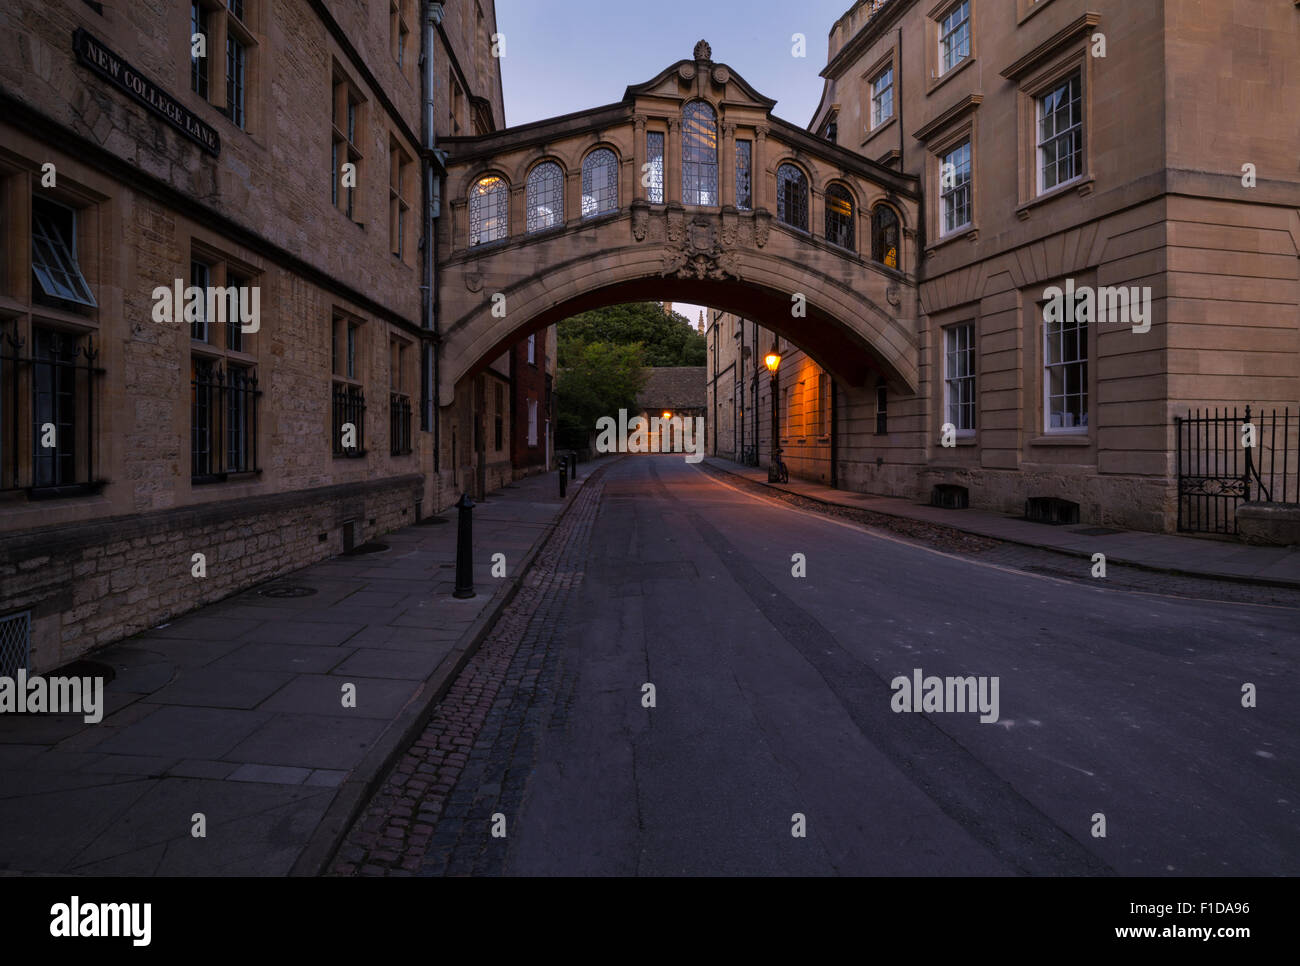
332,450 -> 369,459
926,55 -> 976,97
925,224 -> 978,258
861,114 -> 897,150
1016,175 -> 1095,219
1028,433 -> 1091,446
26,480 -> 108,500
192,470 -> 262,486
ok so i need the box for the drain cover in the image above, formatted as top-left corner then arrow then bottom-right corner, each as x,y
259,585 -> 318,598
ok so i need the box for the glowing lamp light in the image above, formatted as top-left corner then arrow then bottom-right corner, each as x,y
662,411 -> 672,420
764,348 -> 782,373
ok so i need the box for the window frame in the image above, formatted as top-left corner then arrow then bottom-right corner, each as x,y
681,100 -> 719,207
525,159 -> 565,233
581,147 -> 619,219
469,174 -> 509,247
332,70 -> 366,224
1036,70 -> 1084,195
1041,295 -> 1089,435
870,64 -> 895,131
645,131 -> 665,206
823,182 -> 856,252
942,322 -> 976,436
775,162 -> 809,232
938,137 -> 973,238
734,138 -> 752,211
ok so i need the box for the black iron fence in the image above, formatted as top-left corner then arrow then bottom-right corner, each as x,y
1175,406 -> 1297,535
390,392 -> 412,456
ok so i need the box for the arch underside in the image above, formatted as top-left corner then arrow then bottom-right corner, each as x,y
439,234 -> 918,406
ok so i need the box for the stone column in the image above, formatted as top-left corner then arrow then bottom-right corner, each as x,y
720,121 -> 735,208
754,124 -> 770,211
667,116 -> 682,204
633,114 -> 647,203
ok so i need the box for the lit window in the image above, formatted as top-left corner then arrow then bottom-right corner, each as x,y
824,184 -> 855,250
871,205 -> 900,268
470,175 -> 508,246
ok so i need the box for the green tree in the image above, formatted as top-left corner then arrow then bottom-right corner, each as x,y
556,341 -> 647,449
557,302 -> 706,368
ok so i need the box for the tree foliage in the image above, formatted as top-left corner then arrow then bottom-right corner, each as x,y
556,341 -> 647,449
557,302 -> 706,368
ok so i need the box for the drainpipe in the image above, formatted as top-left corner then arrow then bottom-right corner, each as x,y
423,2 -> 447,477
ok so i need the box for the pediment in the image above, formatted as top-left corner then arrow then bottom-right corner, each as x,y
623,45 -> 778,113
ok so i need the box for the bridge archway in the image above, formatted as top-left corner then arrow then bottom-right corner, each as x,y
436,40 -> 921,403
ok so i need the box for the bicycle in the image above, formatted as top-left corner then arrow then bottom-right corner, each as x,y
770,448 -> 789,484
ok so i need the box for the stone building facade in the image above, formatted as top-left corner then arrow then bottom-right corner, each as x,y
510,324 -> 557,477
0,0 -> 535,672
797,0 -> 1300,531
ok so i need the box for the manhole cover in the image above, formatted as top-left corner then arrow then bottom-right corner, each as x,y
259,585 -> 319,598
417,516 -> 450,526
345,542 -> 390,555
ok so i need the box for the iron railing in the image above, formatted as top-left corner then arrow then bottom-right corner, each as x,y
390,392 -> 412,456
1175,406 -> 1296,535
0,327 -> 105,496
332,382 -> 366,456
191,362 -> 260,482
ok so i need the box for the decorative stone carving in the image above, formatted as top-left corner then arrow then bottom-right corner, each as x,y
661,213 -> 739,280
631,200 -> 650,242
465,272 -> 484,293
678,63 -> 696,82
693,39 -> 712,62
720,207 -> 738,248
886,285 -> 901,307
753,209 -> 771,248
666,204 -> 686,245
711,66 -> 730,86
633,114 -> 647,132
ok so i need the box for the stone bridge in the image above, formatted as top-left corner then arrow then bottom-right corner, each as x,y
435,41 -> 922,406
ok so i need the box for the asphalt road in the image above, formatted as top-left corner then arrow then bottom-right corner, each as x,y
502,455 -> 1299,876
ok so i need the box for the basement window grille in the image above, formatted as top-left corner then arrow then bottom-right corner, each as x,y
0,612 -> 32,678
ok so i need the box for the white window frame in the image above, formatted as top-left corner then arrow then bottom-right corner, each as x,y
527,397 -> 538,446
939,0 -> 971,75
31,197 -> 96,308
527,333 -> 536,365
870,65 -> 894,129
1036,71 -> 1083,194
939,139 -> 972,236
943,323 -> 975,435
1043,299 -> 1088,434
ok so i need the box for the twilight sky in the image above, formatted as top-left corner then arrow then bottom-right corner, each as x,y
494,0 -> 855,326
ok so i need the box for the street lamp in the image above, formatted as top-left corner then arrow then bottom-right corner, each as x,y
765,345 -> 782,482
662,411 -> 672,420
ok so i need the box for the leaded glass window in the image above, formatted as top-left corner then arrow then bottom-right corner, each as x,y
646,132 -> 664,204
825,183 -> 855,250
526,161 -> 564,233
226,34 -> 246,129
582,148 -> 618,218
470,175 -> 508,246
871,205 -> 900,268
1038,72 -> 1083,193
735,139 -> 752,210
776,164 -> 808,231
682,101 -> 718,206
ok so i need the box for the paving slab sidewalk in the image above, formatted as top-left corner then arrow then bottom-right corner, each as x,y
703,457 -> 1300,588
0,460 -> 602,876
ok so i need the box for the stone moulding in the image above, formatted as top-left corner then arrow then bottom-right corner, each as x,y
629,204 -> 775,280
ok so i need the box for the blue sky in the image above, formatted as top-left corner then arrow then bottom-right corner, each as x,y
495,0 -> 851,130
495,0 -> 854,325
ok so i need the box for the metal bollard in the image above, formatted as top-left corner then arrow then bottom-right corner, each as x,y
558,458 -> 567,498
569,450 -> 577,479
452,492 -> 476,599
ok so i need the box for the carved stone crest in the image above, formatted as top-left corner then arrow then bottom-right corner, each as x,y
753,209 -> 771,248
693,39 -> 712,62
465,272 -> 484,293
661,214 -> 739,280
886,285 -> 901,308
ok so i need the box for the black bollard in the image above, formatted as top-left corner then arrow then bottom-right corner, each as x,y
569,450 -> 577,479
452,492 -> 476,599
558,458 -> 567,498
